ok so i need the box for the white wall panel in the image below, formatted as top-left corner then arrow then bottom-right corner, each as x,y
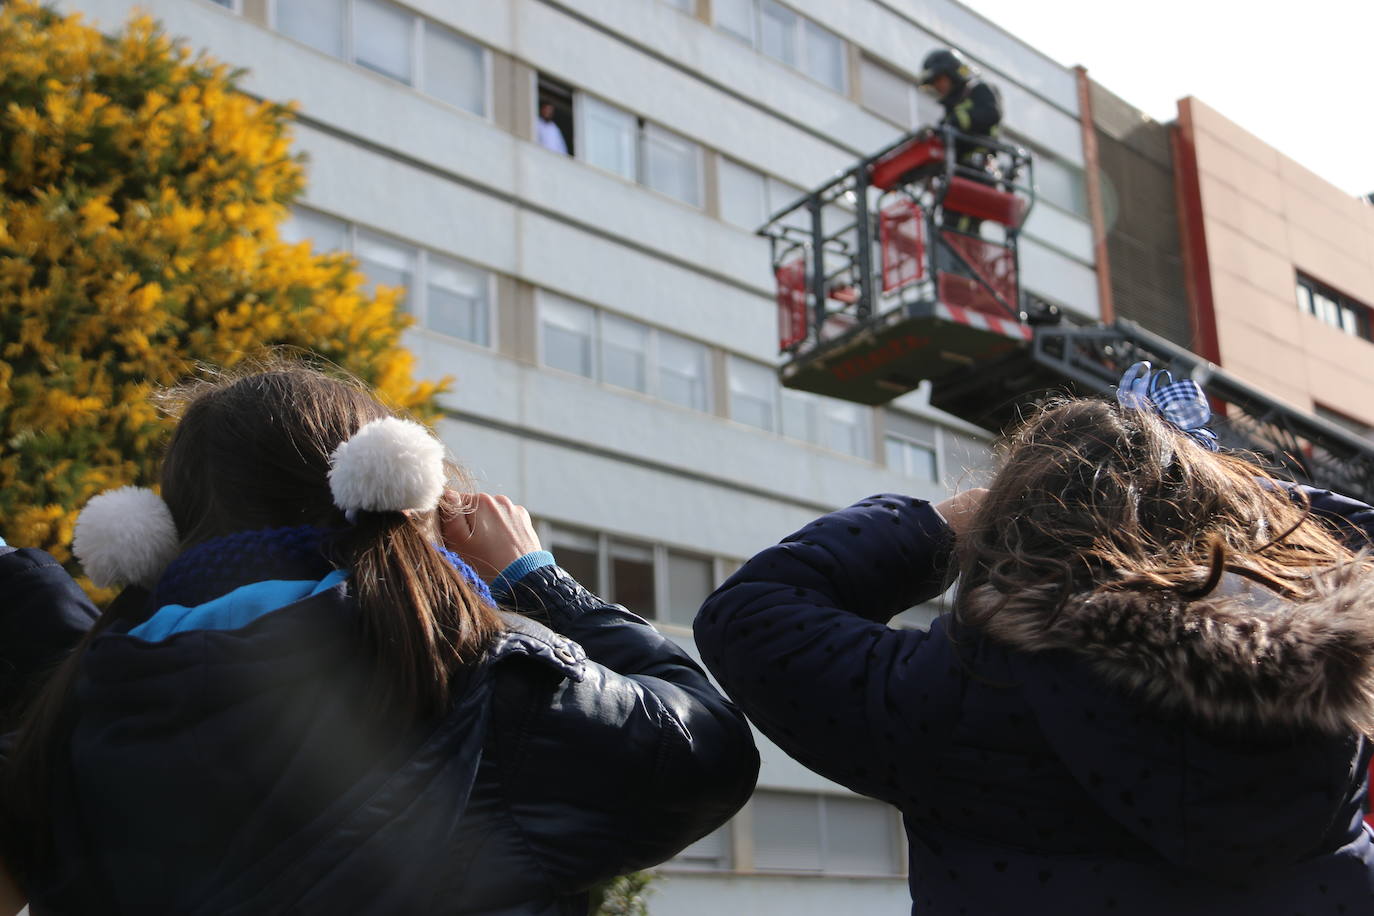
294,125 -> 521,276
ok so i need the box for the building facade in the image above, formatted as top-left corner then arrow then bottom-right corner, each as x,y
1173,97 -> 1374,439
56,0 -> 1102,911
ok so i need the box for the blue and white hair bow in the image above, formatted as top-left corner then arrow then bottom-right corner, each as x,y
1115,361 -> 1218,451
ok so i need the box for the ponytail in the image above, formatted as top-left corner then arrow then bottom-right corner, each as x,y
337,514 -> 502,725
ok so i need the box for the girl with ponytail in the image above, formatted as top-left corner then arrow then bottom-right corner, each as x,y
2,364 -> 757,915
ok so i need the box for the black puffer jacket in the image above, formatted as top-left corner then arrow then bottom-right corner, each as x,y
0,546 -> 98,732
27,528 -> 758,914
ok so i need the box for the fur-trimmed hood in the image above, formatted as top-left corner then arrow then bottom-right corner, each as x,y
963,560 -> 1374,738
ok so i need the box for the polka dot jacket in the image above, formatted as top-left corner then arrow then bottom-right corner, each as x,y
695,492 -> 1374,915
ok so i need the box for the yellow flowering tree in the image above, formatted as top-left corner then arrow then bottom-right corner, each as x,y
0,1 -> 441,577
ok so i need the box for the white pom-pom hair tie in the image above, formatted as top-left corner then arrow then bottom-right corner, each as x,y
328,417 -> 446,517
73,486 -> 181,589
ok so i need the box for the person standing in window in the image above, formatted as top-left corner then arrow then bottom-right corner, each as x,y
537,102 -> 569,155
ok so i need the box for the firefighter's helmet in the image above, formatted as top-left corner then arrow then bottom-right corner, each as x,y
918,48 -> 973,88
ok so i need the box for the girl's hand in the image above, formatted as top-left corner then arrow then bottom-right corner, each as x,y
934,488 -> 988,537
439,491 -> 542,579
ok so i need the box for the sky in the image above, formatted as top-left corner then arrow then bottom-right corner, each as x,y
955,0 -> 1374,197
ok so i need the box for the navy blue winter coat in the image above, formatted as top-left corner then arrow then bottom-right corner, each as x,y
695,489 -> 1374,915
29,528 -> 758,914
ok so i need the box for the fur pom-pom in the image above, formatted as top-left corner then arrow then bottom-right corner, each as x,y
73,487 -> 180,588
329,417 -> 446,514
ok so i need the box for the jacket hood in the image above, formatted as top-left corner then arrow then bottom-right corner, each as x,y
964,561 -> 1374,738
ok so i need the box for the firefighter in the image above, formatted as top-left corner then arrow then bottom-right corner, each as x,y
918,48 -> 1002,235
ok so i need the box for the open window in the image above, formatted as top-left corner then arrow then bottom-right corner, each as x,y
536,74 -> 575,156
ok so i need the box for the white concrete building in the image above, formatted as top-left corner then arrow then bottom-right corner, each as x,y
58,1 -> 1099,911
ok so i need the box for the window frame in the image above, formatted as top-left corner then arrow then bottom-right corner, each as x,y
571,92 -> 705,209
713,0 -> 849,93
532,523 -> 740,629
284,206 -> 496,348
884,433 -> 940,482
270,0 -> 491,118
419,19 -> 494,117
537,295 -> 713,412
1297,273 -> 1372,342
750,789 -> 905,878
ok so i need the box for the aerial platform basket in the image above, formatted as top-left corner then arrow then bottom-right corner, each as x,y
760,125 -> 1041,408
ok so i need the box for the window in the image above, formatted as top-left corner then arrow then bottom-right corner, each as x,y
719,158 -> 769,230
1297,273 -> 1372,342
275,1 -> 487,114
283,208 -> 492,345
802,20 -> 845,90
537,75 -> 576,156
781,389 -> 872,459
657,331 -> 711,411
758,1 -> 799,67
659,0 -> 697,11
277,0 -> 345,57
733,359 -> 877,457
539,525 -> 736,626
768,177 -> 808,232
824,796 -> 903,877
821,400 -> 871,458
574,94 -> 703,207
665,550 -> 714,626
354,230 -> 416,307
668,822 -> 731,870
642,123 -> 702,207
1032,150 -> 1088,217
548,526 -> 600,593
753,791 -> 902,876
714,0 -> 847,92
609,539 -> 656,618
715,0 -> 755,43
426,254 -> 489,345
541,294 -> 597,378
353,0 -> 414,84
581,95 -> 639,182
423,25 -> 486,115
755,791 -> 821,871
718,160 -> 804,232
729,357 -> 778,432
886,436 -> 937,481
885,411 -> 941,481
601,313 -> 650,393
279,209 -> 349,254
539,298 -> 712,410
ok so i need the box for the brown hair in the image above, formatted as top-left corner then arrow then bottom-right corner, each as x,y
952,397 -> 1357,631
3,362 -> 501,879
